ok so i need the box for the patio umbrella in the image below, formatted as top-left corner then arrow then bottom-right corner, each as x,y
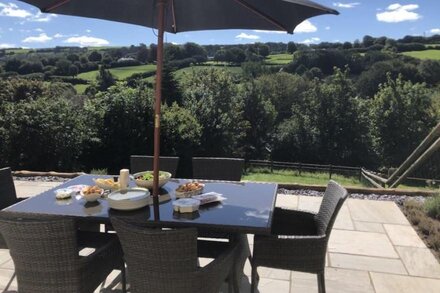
18,0 -> 338,200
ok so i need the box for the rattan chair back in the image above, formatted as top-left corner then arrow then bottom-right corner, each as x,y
130,155 -> 179,176
0,167 -> 18,210
0,213 -> 81,292
192,157 -> 244,181
315,180 -> 348,237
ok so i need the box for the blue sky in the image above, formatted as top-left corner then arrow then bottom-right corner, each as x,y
0,1 -> 439,48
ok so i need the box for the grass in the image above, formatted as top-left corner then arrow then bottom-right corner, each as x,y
265,53 -> 293,65
4,48 -> 30,54
242,168 -> 363,187
402,50 -> 440,60
145,65 -> 242,82
242,168 -> 438,191
77,64 -> 156,81
74,84 -> 88,94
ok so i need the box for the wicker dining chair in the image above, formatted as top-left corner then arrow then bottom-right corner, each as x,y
251,180 -> 348,293
192,157 -> 244,181
111,216 -> 240,293
0,212 -> 126,293
130,155 -> 179,176
0,167 -> 27,248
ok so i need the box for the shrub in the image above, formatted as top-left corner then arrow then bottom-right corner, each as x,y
425,196 -> 440,220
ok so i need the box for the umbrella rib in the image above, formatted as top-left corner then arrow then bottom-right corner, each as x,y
232,0 -> 291,33
171,0 -> 177,33
42,0 -> 71,12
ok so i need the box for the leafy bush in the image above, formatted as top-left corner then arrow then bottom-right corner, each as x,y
425,196 -> 440,220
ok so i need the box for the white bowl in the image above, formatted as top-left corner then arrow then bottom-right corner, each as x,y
133,171 -> 171,189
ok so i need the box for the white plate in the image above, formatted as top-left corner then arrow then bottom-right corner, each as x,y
108,188 -> 151,211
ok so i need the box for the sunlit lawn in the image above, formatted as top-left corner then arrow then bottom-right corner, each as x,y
74,84 -> 88,94
402,50 -> 440,60
78,64 -> 156,81
265,53 -> 293,65
243,169 -> 363,187
243,168 -> 438,191
145,65 -> 242,82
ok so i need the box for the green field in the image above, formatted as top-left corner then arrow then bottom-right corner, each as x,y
74,84 -> 88,94
265,54 -> 293,65
145,65 -> 242,82
78,64 -> 156,81
402,50 -> 440,60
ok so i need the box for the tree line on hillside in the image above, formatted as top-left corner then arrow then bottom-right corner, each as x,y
0,63 -> 439,177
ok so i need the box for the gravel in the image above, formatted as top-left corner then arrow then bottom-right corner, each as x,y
278,188 -> 427,206
13,176 -> 428,206
13,176 -> 70,183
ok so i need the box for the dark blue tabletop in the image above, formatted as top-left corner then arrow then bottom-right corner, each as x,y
4,175 -> 278,235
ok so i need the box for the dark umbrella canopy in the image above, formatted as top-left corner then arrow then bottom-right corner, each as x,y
17,0 -> 338,203
20,0 -> 338,33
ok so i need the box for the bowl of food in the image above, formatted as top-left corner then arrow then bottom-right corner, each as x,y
133,171 -> 172,189
175,182 -> 205,198
80,186 -> 104,202
94,178 -> 120,190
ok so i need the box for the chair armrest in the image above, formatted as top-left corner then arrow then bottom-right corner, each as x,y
78,235 -> 122,269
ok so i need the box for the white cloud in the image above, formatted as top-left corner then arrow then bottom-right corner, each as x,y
430,28 -> 440,34
30,11 -> 57,22
235,33 -> 260,40
300,37 -> 320,44
333,2 -> 360,8
53,33 -> 79,38
0,43 -> 15,48
0,2 -> 32,18
34,28 -> 44,32
376,3 -> 421,23
294,20 -> 317,33
253,30 -> 286,34
64,36 -> 110,47
22,33 -> 52,43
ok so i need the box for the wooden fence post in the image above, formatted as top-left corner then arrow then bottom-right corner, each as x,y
329,164 -> 333,179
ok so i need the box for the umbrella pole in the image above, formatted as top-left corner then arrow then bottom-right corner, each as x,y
152,0 -> 166,204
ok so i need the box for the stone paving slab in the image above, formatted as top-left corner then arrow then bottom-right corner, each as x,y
396,246 -> 440,278
353,221 -> 385,233
329,253 -> 407,275
384,224 -> 426,248
1,183 -> 439,292
370,272 -> 440,293
347,199 -> 410,225
329,230 -> 399,258
291,268 -> 375,293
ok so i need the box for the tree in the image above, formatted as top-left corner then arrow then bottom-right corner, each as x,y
287,41 -> 297,54
418,60 -> 440,85
258,44 -> 270,57
274,68 -> 372,166
363,35 -> 375,47
370,75 -> 437,167
181,69 -> 247,156
342,42 -> 352,50
55,59 -> 72,76
96,66 -> 116,91
148,44 -> 157,63
136,45 -> 149,63
161,62 -> 181,106
214,49 -> 227,62
225,47 -> 246,64
88,51 -> 102,62
69,65 -> 79,77
4,59 -> 22,72
183,42 -> 207,60
240,81 -> 277,159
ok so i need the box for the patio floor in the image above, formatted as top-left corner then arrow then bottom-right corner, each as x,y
1,181 -> 439,292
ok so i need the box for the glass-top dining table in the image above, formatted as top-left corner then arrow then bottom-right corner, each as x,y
4,175 -> 278,235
